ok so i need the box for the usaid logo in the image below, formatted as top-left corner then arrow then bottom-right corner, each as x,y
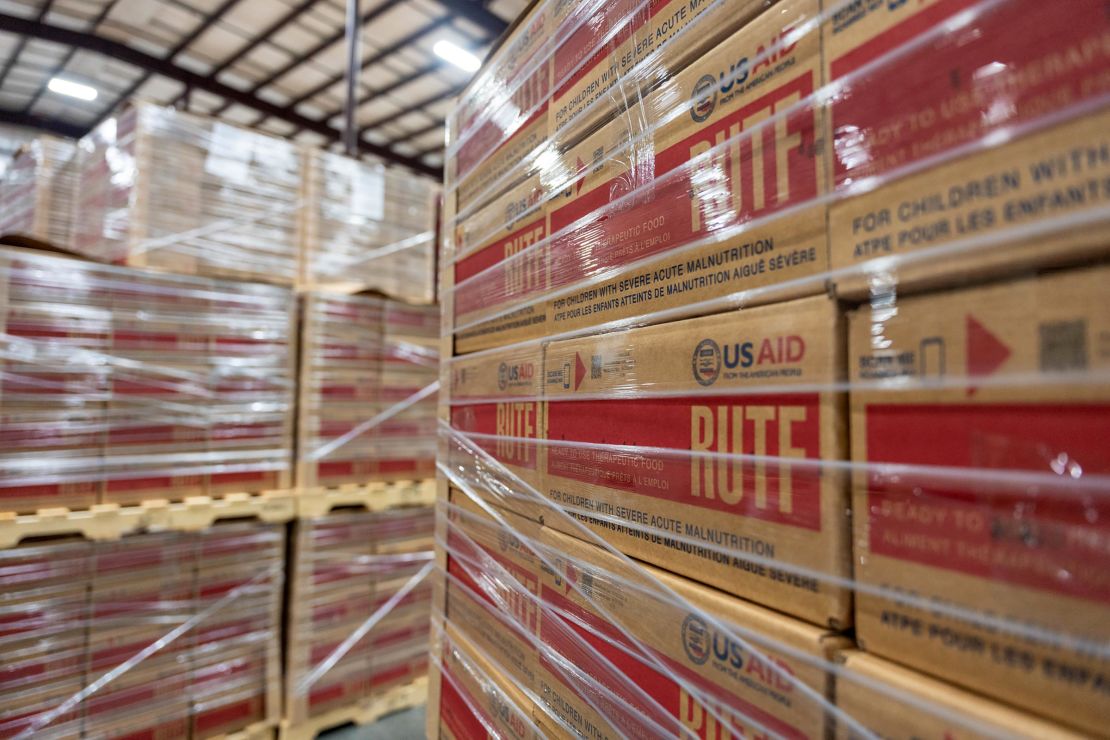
498,362 -> 535,391
681,613 -> 710,665
692,338 -> 721,386
690,74 -> 718,123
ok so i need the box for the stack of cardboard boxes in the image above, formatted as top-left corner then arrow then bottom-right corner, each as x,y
434,0 -> 1110,736
0,101 -> 442,735
0,523 -> 284,740
301,148 -> 438,303
0,246 -> 297,513
284,507 -> 434,726
297,293 -> 439,490
0,136 -> 76,249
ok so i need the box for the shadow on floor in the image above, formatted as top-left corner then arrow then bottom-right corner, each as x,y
318,705 -> 426,739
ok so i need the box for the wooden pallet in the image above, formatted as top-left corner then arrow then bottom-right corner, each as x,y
278,677 -> 427,740
296,479 -> 436,518
0,490 -> 296,549
212,718 -> 279,740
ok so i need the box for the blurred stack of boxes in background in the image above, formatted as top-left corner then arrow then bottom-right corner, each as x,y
285,507 -> 434,732
301,148 -> 437,303
298,294 -> 438,491
433,0 -> 1110,737
0,524 -> 285,740
0,136 -> 76,249
0,101 -> 440,738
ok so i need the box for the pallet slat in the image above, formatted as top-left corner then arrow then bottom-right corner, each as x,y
0,491 -> 295,549
296,479 -> 436,518
278,678 -> 427,740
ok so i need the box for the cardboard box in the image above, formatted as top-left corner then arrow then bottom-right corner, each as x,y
549,0 -> 774,146
834,650 -> 1085,740
451,175 -> 550,354
446,345 -> 548,521
445,488 -> 544,695
448,0 -> 552,215
72,103 -> 302,285
484,0 -> 830,346
825,0 -> 1110,297
534,527 -> 849,739
437,623 -> 539,740
543,295 -> 851,627
848,266 -> 1110,735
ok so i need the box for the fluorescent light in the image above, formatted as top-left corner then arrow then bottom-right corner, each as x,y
433,40 -> 481,73
48,77 -> 98,101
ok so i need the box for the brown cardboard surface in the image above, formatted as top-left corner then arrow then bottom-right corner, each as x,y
447,345 -> 548,520
848,265 -> 1110,735
542,295 -> 851,627
444,488 -> 544,694
834,650 -> 1086,740
549,0 -> 775,146
451,174 -> 551,354
534,527 -> 848,739
831,108 -> 1110,299
439,622 -> 539,740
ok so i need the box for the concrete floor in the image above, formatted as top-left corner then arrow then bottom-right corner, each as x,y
318,705 -> 426,739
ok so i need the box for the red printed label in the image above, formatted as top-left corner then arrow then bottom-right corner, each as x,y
828,0 -> 1110,184
546,394 -> 824,530
551,73 -> 819,287
865,402 -> 1110,602
455,216 -> 548,318
451,402 -> 541,471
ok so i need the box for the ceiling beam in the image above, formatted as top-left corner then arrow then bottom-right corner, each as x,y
0,12 -> 440,176
98,0 -> 243,127
0,0 -> 56,90
0,107 -> 86,138
209,0 -> 397,118
249,16 -> 452,130
387,118 -> 444,147
204,0 -> 320,81
19,0 -> 123,113
359,82 -> 465,133
431,0 -> 508,37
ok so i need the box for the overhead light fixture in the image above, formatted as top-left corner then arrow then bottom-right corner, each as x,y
433,40 -> 481,73
48,77 -> 98,101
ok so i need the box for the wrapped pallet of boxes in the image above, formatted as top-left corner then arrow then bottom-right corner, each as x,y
0,523 -> 284,740
300,148 -> 438,303
0,136 -> 77,248
435,0 -> 1110,737
0,246 -> 296,512
70,103 -> 302,285
284,507 -> 433,731
297,293 -> 438,490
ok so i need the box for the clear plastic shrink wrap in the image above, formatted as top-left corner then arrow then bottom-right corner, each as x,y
301,149 -> 439,303
0,246 -> 296,512
0,136 -> 78,248
284,506 -> 434,725
0,522 -> 284,740
432,0 -> 1110,737
70,103 -> 303,285
297,293 -> 439,489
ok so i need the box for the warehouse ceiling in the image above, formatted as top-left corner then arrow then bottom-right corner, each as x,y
0,0 -> 525,177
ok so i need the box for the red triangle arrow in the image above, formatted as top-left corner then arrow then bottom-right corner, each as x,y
574,156 -> 586,196
574,352 -> 587,390
966,315 -> 1010,395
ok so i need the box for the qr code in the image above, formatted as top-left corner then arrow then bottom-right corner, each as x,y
1039,320 -> 1087,372
592,354 -> 602,379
